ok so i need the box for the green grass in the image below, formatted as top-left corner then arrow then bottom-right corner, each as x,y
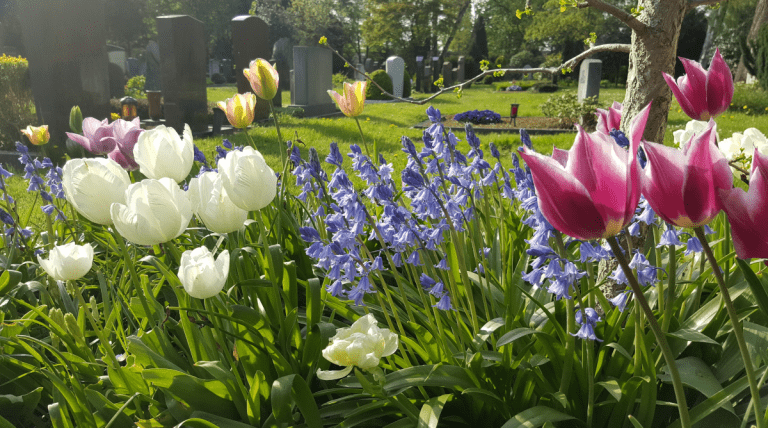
6,84 -> 768,230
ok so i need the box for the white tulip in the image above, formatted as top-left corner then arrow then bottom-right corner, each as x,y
178,247 -> 229,299
317,314 -> 399,380
741,128 -> 768,155
218,146 -> 277,211
110,178 -> 192,246
38,242 -> 94,281
673,120 -> 717,148
62,158 -> 131,225
718,137 -> 742,161
133,124 -> 194,183
188,172 -> 248,233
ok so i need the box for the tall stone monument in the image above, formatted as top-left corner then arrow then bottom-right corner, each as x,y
289,46 -> 335,117
457,56 -> 466,83
385,56 -> 405,98
18,0 -> 111,162
157,15 -> 208,133
578,59 -> 602,102
232,15 -> 270,119
144,41 -> 162,91
442,61 -> 453,87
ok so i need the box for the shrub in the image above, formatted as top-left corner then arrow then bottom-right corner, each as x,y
0,54 -> 36,150
403,69 -> 412,97
332,73 -> 348,88
211,73 -> 226,84
494,55 -> 506,68
482,74 -> 495,85
532,82 -> 559,93
125,75 -> 146,99
508,50 -> 544,69
454,109 -> 501,125
540,93 -> 599,129
365,69 -> 393,100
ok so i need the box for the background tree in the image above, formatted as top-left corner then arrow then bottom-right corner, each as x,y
735,0 -> 768,80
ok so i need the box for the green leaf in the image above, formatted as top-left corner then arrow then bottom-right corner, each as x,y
596,380 -> 621,402
496,327 -> 545,348
666,328 -> 719,345
658,357 -> 734,413
142,368 -> 239,419
417,394 -> 451,428
0,387 -> 43,417
175,411 -> 255,428
500,406 -> 574,428
628,415 -> 644,428
0,270 -> 21,297
737,259 -> 768,317
271,374 -> 322,428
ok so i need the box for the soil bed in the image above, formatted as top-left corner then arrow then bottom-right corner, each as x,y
413,115 -> 576,135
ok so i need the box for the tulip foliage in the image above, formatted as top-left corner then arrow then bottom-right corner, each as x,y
4,53 -> 768,428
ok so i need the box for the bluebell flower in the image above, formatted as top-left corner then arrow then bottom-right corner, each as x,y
520,129 -> 533,149
579,241 -> 611,263
704,225 -> 716,235
609,129 -> 630,149
41,204 -> 55,215
572,308 -> 602,341
522,268 -> 545,287
476,263 -> 484,274
420,273 -> 436,289
433,294 -> 453,310
326,142 -> 343,167
657,225 -> 684,247
489,142 -> 501,159
0,208 -> 14,225
429,281 -> 445,296
609,291 -> 631,312
222,139 -> 233,149
300,226 -> 322,242
628,221 -> 641,237
426,106 -> 442,123
629,252 -> 659,286
636,198 -> 656,225
435,258 -> 449,270
0,164 -> 12,178
685,236 -> 703,255
406,251 -> 422,266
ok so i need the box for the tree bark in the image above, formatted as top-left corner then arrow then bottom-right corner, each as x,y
620,0 -> 688,144
735,0 -> 768,82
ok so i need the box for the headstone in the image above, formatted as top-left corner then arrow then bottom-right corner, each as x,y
577,59 -> 602,102
523,64 -> 533,80
156,15 -> 208,133
385,56 -> 405,98
232,15 -> 271,120
144,40 -> 161,91
355,63 -> 365,81
373,61 -> 380,70
208,59 -> 220,77
108,62 -> 125,98
457,56 -> 465,82
107,44 -> 126,75
364,58 -> 373,72
221,58 -> 234,83
442,61 -> 453,87
415,57 -> 424,94
272,37 -> 293,90
18,0 -> 111,161
423,64 -> 432,93
127,57 -> 142,77
289,46 -> 336,117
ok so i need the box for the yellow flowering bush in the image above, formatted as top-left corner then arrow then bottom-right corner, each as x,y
0,54 -> 37,150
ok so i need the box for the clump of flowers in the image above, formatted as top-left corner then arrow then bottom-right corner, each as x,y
453,109 -> 502,125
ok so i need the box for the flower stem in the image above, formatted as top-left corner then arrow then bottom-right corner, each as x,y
694,227 -> 764,428
114,231 -> 159,327
552,231 -> 576,394
661,243 -> 677,333
606,237 -> 691,428
354,116 -> 372,160
268,100 -> 286,171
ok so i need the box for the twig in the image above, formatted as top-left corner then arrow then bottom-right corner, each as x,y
321,43 -> 631,106
578,0 -> 648,35
687,0 -> 726,10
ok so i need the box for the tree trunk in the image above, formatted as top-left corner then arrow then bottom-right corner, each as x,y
620,0 -> 688,144
735,0 -> 768,82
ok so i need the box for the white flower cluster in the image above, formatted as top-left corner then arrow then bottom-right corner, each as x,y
672,120 -> 720,147
718,128 -> 768,161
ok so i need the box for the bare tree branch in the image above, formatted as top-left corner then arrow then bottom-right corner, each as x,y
578,0 -> 648,35
320,43 -> 631,106
688,0 -> 727,10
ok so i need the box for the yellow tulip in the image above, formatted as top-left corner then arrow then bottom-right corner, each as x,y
21,125 -> 50,145
327,81 -> 367,117
243,59 -> 279,100
217,93 -> 257,129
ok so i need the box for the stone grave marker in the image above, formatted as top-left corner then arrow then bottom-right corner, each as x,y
232,15 -> 271,120
221,58 -> 234,83
523,64 -> 533,80
457,56 -> 465,82
18,0 -> 110,161
578,59 -> 602,102
107,44 -> 126,74
289,46 -> 335,117
145,40 -> 161,91
157,15 -> 208,133
385,56 -> 405,98
107,44 -> 126,98
423,64 -> 432,93
364,58 -> 373,72
127,57 -> 142,77
209,59 -> 220,77
442,61 -> 453,87
415,56 -> 424,93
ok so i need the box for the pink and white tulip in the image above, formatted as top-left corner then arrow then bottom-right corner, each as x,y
641,120 -> 732,228
519,104 -> 650,240
663,48 -> 733,121
595,101 -> 622,135
328,81 -> 367,117
719,149 -> 768,259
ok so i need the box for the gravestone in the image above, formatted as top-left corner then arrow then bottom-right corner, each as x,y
423,64 -> 432,93
208,59 -> 220,77
385,56 -> 405,98
578,59 -> 602,102
457,56 -> 465,82
415,56 -> 424,94
442,61 -> 453,87
232,15 -> 271,120
272,38 -> 293,90
523,64 -> 533,80
127,57 -> 142,77
157,15 -> 208,133
107,44 -> 126,98
373,61 -> 380,70
107,44 -> 126,75
18,0 -> 111,162
145,41 -> 161,91
289,46 -> 335,117
355,63 -> 365,81
365,58 -> 373,72
221,59 -> 234,83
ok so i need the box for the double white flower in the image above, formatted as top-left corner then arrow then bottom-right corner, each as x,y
178,246 -> 230,299
188,172 -> 248,234
218,146 -> 277,212
134,124 -> 194,183
318,314 -> 399,380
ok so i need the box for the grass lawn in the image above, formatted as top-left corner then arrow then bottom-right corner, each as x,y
5,83 -> 768,229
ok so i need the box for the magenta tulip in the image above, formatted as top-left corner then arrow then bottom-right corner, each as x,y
641,120 -> 732,228
719,149 -> 768,259
66,117 -> 116,155
595,101 -> 622,135
519,104 -> 650,240
663,48 -> 733,121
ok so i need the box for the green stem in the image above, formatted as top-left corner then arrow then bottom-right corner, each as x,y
606,237 -> 691,428
661,243 -> 677,333
553,232 -> 576,394
114,231 -> 159,326
353,116 -> 373,160
694,227 -> 764,428
268,100 -> 286,170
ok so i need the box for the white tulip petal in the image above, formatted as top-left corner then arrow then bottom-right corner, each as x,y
110,179 -> 191,246
317,366 -> 353,381
178,247 -> 229,299
37,242 -> 94,281
62,158 -> 130,225
134,125 -> 194,183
